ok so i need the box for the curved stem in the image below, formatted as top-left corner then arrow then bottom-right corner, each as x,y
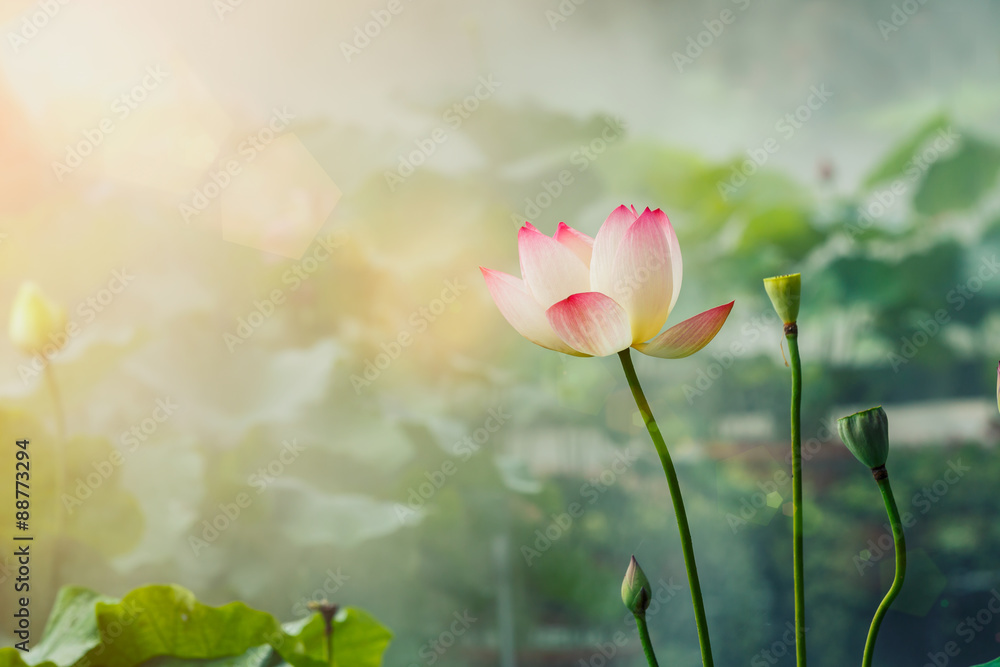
861,475 -> 906,667
786,332 -> 807,667
618,349 -> 714,667
634,613 -> 661,667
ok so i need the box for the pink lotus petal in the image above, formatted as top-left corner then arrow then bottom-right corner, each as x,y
554,222 -> 595,268
546,292 -> 632,357
634,301 -> 735,359
518,224 -> 590,309
481,267 -> 585,356
590,205 -> 639,296
608,209 -> 674,344
643,208 -> 684,312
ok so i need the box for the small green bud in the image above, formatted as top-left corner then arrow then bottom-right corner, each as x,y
621,555 -> 651,615
837,406 -> 889,469
763,273 -> 802,325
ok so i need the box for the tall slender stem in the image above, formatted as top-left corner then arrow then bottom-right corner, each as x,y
618,349 -> 714,667
861,474 -> 906,667
786,330 -> 807,667
44,365 -> 66,540
44,364 -> 66,441
634,613 -> 661,667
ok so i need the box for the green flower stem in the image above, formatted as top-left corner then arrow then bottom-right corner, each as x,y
862,473 -> 906,667
308,603 -> 337,666
634,613 -> 661,667
45,365 -> 66,549
618,349 -> 714,667
786,330 -> 807,667
44,364 -> 66,441
325,618 -> 335,666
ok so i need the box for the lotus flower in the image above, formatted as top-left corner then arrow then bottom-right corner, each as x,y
481,205 -> 733,357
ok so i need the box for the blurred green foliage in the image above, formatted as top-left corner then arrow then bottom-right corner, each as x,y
2,101 -> 999,667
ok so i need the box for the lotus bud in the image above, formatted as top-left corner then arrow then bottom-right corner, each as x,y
9,282 -> 68,356
621,555 -> 652,615
763,273 -> 801,326
837,406 -> 889,471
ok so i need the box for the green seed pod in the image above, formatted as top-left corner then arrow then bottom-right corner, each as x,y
837,406 -> 889,469
763,273 -> 802,325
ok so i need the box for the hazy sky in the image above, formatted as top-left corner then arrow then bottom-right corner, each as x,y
2,0 -> 999,192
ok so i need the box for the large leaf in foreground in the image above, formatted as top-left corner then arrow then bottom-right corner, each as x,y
3,584 -> 391,667
140,646 -> 275,667
0,650 -> 45,667
92,585 -> 278,667
27,586 -> 116,666
278,610 -> 392,667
